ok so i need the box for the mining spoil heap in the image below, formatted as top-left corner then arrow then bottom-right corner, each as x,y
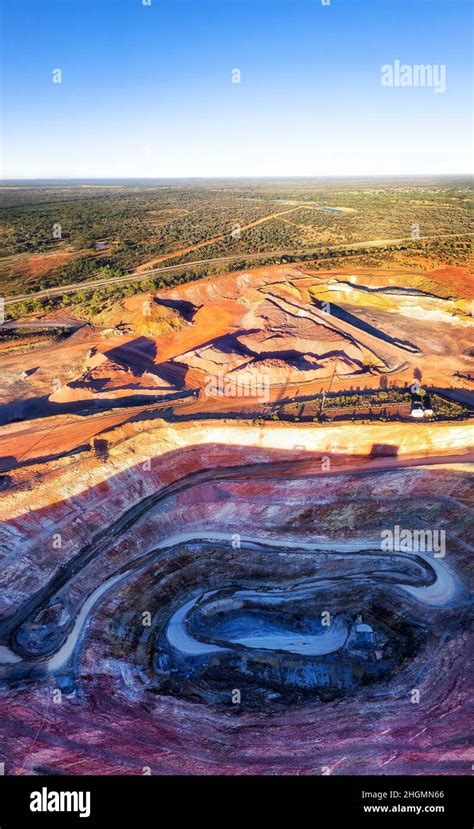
1,264 -> 473,425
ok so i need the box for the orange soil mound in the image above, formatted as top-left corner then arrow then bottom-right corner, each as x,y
1,263 -> 472,416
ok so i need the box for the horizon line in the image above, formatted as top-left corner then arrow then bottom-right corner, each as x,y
1,172 -> 473,184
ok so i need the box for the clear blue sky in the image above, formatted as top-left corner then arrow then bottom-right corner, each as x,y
1,0 -> 472,178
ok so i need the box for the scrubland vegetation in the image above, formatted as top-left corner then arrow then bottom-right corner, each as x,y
1,177 -> 471,300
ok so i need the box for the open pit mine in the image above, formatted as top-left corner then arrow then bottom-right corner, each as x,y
0,263 -> 472,775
